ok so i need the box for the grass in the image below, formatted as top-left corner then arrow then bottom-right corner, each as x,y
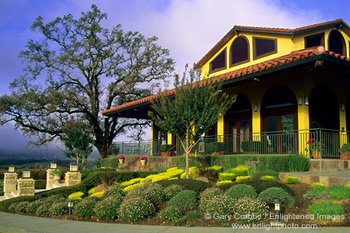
303,184 -> 350,201
308,202 -> 344,219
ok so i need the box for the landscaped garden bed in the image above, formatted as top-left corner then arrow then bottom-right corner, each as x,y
1,155 -> 350,227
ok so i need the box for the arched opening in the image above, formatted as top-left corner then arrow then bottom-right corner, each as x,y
328,30 -> 346,56
224,95 -> 252,153
347,99 -> 350,133
309,85 -> 339,157
230,36 -> 249,66
261,86 -> 298,153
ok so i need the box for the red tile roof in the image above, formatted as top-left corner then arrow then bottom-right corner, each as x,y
195,19 -> 349,69
102,46 -> 350,116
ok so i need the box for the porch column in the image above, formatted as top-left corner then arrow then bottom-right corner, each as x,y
217,115 -> 224,142
297,104 -> 310,156
167,132 -> 173,145
150,123 -> 154,156
252,103 -> 261,141
339,103 -> 347,147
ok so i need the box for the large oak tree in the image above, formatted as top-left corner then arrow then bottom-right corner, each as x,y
0,5 -> 174,159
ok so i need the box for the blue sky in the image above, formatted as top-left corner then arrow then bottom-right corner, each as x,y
0,0 -> 349,157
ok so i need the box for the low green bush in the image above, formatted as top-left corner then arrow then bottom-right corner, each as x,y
156,179 -> 212,194
216,180 -> 233,187
200,187 -> 224,200
242,179 -> 294,196
200,194 -> 235,216
308,202 -> 344,219
94,195 -> 123,220
236,176 -> 251,182
164,184 -> 183,200
185,212 -> 203,220
233,197 -> 268,224
226,184 -> 257,199
168,190 -> 198,211
260,175 -> 276,181
26,199 -> 44,214
159,205 -> 183,221
15,201 -> 29,213
49,201 -> 68,217
74,196 -> 100,219
259,187 -> 295,207
218,173 -> 236,181
103,186 -> 125,198
36,202 -> 52,217
232,165 -> 249,176
119,197 -> 155,223
96,156 -> 119,168
143,183 -> 166,205
283,176 -> 299,184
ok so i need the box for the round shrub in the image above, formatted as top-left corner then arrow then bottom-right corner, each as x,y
103,186 -> 125,198
26,199 -> 44,214
261,175 -> 276,181
168,190 -> 198,211
49,201 -> 68,217
143,183 -> 166,205
283,175 -> 299,184
243,179 -> 294,196
233,197 -> 268,224
156,179 -> 212,194
200,187 -> 224,200
226,184 -> 257,199
36,202 -> 52,217
15,201 -> 30,213
200,194 -> 235,216
119,197 -> 155,223
159,205 -> 183,221
94,194 -> 124,220
74,196 -> 100,219
8,202 -> 19,213
164,184 -> 183,200
232,165 -> 249,176
43,195 -> 66,205
259,187 -> 295,207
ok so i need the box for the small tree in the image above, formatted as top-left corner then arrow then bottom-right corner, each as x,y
149,68 -> 235,178
61,118 -> 93,168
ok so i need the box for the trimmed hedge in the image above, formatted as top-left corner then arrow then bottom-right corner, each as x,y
156,179 -> 212,194
95,156 -> 119,168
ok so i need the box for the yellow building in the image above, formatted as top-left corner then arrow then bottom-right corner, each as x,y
103,19 -> 350,158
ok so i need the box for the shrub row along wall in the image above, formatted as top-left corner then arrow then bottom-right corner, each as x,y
175,155 -> 290,172
0,170 -> 156,211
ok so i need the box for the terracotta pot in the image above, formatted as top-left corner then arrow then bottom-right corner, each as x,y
140,160 -> 147,166
212,151 -> 225,155
161,151 -> 171,156
312,150 -> 321,159
341,152 -> 350,160
119,158 -> 124,164
243,151 -> 258,155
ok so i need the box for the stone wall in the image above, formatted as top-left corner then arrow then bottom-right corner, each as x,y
17,178 -> 35,196
65,172 -> 81,187
309,159 -> 349,172
3,173 -> 18,193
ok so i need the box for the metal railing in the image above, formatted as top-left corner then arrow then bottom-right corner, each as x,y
113,128 -> 350,158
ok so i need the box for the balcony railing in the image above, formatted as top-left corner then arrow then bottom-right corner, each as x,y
114,128 -> 350,159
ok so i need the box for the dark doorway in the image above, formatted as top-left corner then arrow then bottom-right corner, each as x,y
261,86 -> 298,153
224,95 -> 252,153
328,30 -> 346,56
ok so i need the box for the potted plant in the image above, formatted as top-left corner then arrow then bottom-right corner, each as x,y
306,138 -> 325,158
242,141 -> 262,154
159,144 -> 173,156
50,169 -> 64,184
139,155 -> 148,166
206,142 -> 225,155
118,154 -> 125,164
339,143 -> 350,159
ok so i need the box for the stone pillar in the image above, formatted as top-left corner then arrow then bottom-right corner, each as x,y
17,178 -> 35,196
65,172 -> 81,187
46,169 -> 55,189
4,172 -> 18,193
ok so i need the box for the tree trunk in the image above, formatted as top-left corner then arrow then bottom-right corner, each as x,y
95,143 -> 110,159
185,131 -> 190,179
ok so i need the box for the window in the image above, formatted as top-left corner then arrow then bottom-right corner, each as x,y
210,48 -> 226,73
230,36 -> 249,66
304,33 -> 325,48
328,30 -> 345,56
253,37 -> 277,59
